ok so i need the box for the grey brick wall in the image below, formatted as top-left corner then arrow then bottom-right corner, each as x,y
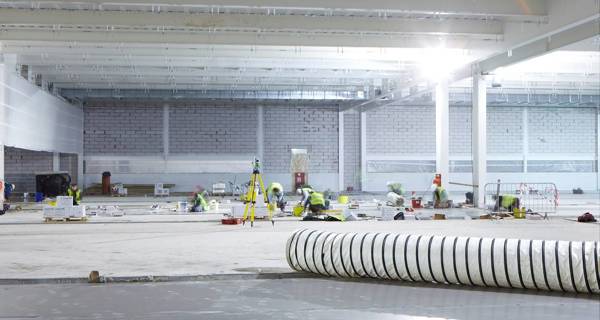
449,106 -> 472,154
263,105 -> 339,173
4,146 -> 53,193
487,107 -> 523,153
528,107 -> 597,153
84,101 -> 163,155
169,104 -> 257,154
343,110 -> 361,190
366,105 -> 436,154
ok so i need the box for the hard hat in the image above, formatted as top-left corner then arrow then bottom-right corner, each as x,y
386,181 -> 393,186
296,188 -> 302,195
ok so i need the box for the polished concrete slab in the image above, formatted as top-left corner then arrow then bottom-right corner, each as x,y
0,278 -> 597,320
0,218 -> 598,279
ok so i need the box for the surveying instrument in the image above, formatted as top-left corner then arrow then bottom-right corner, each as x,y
243,157 -> 273,227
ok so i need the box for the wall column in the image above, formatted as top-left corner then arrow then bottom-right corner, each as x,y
523,108 -> 528,173
360,110 -> 367,191
52,152 -> 60,172
257,105 -> 264,161
0,61 -> 5,182
435,80 -> 450,185
471,69 -> 487,208
597,108 -> 600,191
338,110 -> 344,191
163,103 -> 169,158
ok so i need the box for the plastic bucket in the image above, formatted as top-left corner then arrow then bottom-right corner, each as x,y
293,205 -> 304,217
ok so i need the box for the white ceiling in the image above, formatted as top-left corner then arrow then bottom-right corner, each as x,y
0,0 -> 597,102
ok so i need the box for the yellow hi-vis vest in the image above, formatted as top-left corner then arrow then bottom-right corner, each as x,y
267,182 -> 283,194
501,195 -> 517,208
309,192 -> 325,206
67,188 -> 81,204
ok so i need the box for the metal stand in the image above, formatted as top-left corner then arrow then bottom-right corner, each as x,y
242,158 -> 272,227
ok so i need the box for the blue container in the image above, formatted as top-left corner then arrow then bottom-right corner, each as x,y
35,192 -> 44,202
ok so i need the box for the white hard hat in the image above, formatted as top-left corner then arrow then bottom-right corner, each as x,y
386,181 -> 393,186
296,188 -> 302,195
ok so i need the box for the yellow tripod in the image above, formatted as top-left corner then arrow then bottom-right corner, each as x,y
242,158 -> 273,227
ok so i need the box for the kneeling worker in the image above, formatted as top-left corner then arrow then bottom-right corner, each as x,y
267,182 -> 286,212
67,183 -> 82,205
386,181 -> 405,207
433,184 -> 449,208
191,190 -> 209,212
494,194 -> 520,213
298,187 -> 330,215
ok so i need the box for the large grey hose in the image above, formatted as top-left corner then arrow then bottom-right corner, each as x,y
286,229 -> 600,294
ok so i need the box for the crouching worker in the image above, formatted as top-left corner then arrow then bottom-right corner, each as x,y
191,191 -> 209,212
0,181 -> 15,215
386,182 -> 405,207
297,187 -> 330,215
433,184 -> 449,208
67,183 -> 82,205
494,194 -> 520,213
266,182 -> 286,212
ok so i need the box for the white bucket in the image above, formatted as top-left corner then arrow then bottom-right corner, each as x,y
177,201 -> 188,212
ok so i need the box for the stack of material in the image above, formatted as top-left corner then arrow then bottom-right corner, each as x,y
43,196 -> 86,221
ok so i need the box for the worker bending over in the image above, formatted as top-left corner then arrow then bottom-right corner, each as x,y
67,183 -> 82,205
297,186 -> 330,215
386,182 -> 405,207
266,182 -> 286,212
0,182 -> 15,215
191,191 -> 209,212
494,194 -> 520,213
433,184 -> 449,208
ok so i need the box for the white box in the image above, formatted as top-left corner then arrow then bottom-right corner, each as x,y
56,196 -> 73,208
43,207 -> 67,219
67,206 -> 86,218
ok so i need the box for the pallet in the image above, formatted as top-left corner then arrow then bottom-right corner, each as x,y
44,216 -> 88,223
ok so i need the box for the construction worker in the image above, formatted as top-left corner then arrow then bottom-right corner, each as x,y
433,184 -> 449,208
191,190 -> 209,212
0,182 -> 15,215
66,183 -> 82,205
297,187 -> 330,215
266,182 -> 286,212
494,194 -> 520,213
386,181 -> 405,207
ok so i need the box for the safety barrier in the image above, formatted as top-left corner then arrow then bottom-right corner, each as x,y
286,229 -> 600,294
484,182 -> 558,218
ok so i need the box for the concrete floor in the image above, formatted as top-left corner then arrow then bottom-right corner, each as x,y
0,217 -> 598,279
0,194 -> 598,319
1,278 -> 598,320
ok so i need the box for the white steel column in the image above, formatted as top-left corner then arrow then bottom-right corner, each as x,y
257,105 -> 264,161
0,145 -> 3,182
435,80 -> 450,184
0,62 -> 5,182
360,111 -> 367,191
523,108 -> 528,173
597,108 -> 600,191
472,69 -> 487,208
163,104 -> 169,158
52,152 -> 60,172
338,110 -> 344,192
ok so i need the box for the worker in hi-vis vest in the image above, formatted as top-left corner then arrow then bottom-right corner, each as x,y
297,186 -> 330,215
66,183 -> 82,206
191,191 -> 209,212
266,182 -> 286,212
433,185 -> 449,208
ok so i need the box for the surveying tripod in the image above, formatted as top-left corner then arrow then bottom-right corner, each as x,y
243,158 -> 273,227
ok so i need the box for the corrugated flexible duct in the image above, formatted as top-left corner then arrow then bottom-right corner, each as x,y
286,229 -> 600,294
